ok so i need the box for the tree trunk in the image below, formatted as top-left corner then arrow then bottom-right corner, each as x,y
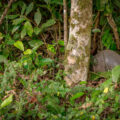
65,0 -> 92,86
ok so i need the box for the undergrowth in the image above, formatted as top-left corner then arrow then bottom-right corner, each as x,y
0,0 -> 120,120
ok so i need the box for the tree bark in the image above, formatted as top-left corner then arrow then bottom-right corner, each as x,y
65,0 -> 92,86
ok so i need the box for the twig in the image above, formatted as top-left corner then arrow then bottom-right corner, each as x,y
0,0 -> 14,25
63,0 -> 68,47
91,11 -> 100,54
107,14 -> 120,50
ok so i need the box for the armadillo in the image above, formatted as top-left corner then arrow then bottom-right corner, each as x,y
93,50 -> 120,72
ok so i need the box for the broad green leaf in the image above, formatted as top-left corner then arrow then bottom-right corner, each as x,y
102,29 -> 116,50
58,40 -> 64,46
42,19 -> 56,29
21,28 -> 26,39
34,27 -> 41,35
47,44 -> 56,54
0,55 -> 7,63
112,65 -> 120,82
0,95 -> 13,109
0,32 -> 3,40
12,25 -> 20,34
79,81 -> 87,85
28,40 -> 43,50
39,19 -> 56,33
34,19 -> 56,34
25,2 -> 34,16
39,58 -> 53,67
21,2 -> 27,15
7,14 -> 19,19
7,40 -> 15,45
13,18 -> 25,25
70,92 -> 84,102
60,47 -> 64,53
34,9 -> 42,26
14,41 -> 24,51
24,49 -> 32,55
24,21 -> 33,37
35,57 -> 53,67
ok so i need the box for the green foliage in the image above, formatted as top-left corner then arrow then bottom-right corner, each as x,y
0,0 -> 120,119
14,41 -> 24,51
102,29 -> 117,50
34,9 -> 42,26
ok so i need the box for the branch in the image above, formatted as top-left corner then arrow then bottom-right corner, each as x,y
63,0 -> 68,47
107,14 -> 120,50
0,0 -> 14,25
91,11 -> 100,54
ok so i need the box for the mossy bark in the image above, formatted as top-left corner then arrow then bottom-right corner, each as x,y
65,0 -> 92,86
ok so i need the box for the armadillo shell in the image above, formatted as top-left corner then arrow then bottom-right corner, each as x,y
93,50 -> 120,72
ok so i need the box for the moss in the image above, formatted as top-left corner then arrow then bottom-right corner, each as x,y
72,11 -> 80,21
71,23 -> 75,29
70,34 -> 76,41
77,0 -> 91,10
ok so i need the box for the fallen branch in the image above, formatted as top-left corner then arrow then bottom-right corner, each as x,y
0,0 -> 14,25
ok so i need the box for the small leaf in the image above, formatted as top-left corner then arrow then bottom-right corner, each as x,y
58,40 -> 64,46
92,28 -> 101,33
24,21 -> 33,37
24,49 -> 32,55
25,2 -> 34,16
21,28 -> 26,39
70,92 -> 84,102
39,19 -> 56,33
13,18 -> 25,25
47,44 -> 56,54
34,9 -> 42,26
0,95 -> 13,109
79,81 -> 87,85
35,57 -> 53,67
12,25 -> 20,34
14,41 -> 24,51
42,19 -> 56,28
103,87 -> 109,93
7,14 -> 19,19
28,40 -> 43,50
21,2 -> 27,15
34,27 -> 41,35
0,32 -> 3,40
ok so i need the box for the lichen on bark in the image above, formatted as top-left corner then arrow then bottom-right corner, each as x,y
65,0 -> 92,86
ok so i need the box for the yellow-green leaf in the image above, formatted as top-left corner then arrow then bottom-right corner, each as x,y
24,21 -> 33,37
14,41 -> 24,51
34,9 -> 41,26
0,95 -> 13,109
0,32 -> 3,40
24,49 -> 32,55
